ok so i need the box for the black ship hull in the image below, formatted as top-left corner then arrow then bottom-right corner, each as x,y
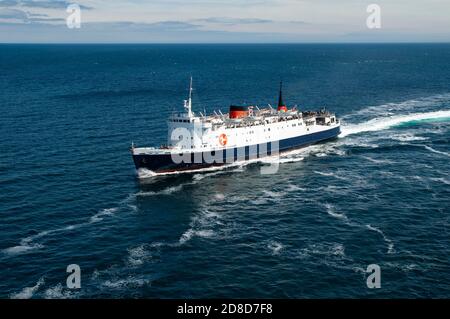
132,126 -> 340,174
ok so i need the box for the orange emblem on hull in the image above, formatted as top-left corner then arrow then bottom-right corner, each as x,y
219,133 -> 228,146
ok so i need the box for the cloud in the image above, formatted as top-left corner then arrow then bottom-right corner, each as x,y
0,0 -> 20,7
193,17 -> 273,25
27,12 -> 49,17
77,20 -> 202,32
147,20 -> 200,31
68,18 -> 306,33
0,0 -> 92,10
287,20 -> 308,25
0,8 -> 27,19
0,0 -> 449,43
127,0 -> 274,6
0,7 -> 64,23
0,20 -> 325,43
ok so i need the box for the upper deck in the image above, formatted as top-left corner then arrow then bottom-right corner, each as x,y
132,78 -> 339,153
168,106 -> 337,131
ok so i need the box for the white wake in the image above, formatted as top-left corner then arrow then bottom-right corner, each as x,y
340,110 -> 450,137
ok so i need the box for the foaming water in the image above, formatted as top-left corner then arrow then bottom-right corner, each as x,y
421,145 -> 450,157
430,177 -> 450,185
136,160 -> 245,178
2,241 -> 44,256
324,203 -> 349,221
366,225 -> 395,254
296,243 -> 347,260
101,278 -> 151,289
3,196 -> 135,257
90,207 -> 119,223
360,155 -> 395,164
389,133 -> 428,142
179,229 -> 216,245
340,110 -> 450,137
314,171 -> 348,181
10,277 -> 45,299
267,241 -> 284,255
342,93 -> 450,119
136,184 -> 184,197
43,284 -> 78,299
127,245 -> 151,267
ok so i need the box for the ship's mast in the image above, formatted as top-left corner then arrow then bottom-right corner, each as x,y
184,76 -> 193,118
278,81 -> 284,107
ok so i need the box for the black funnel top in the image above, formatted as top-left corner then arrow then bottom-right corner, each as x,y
278,81 -> 285,107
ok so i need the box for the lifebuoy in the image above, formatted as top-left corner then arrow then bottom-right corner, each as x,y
219,133 -> 227,146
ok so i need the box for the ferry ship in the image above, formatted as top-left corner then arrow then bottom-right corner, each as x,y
131,78 -> 340,174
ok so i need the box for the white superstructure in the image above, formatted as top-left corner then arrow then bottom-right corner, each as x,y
134,78 -> 340,155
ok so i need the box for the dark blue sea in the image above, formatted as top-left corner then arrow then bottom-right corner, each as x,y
1,44 -> 449,298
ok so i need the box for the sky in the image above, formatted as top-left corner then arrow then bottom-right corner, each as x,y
0,0 -> 449,43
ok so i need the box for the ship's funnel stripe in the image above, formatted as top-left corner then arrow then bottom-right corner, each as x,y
229,105 -> 250,119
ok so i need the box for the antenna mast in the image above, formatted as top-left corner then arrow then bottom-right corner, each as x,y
183,76 -> 193,117
187,76 -> 193,117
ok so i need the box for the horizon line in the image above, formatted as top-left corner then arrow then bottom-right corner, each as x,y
1,42 -> 450,45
